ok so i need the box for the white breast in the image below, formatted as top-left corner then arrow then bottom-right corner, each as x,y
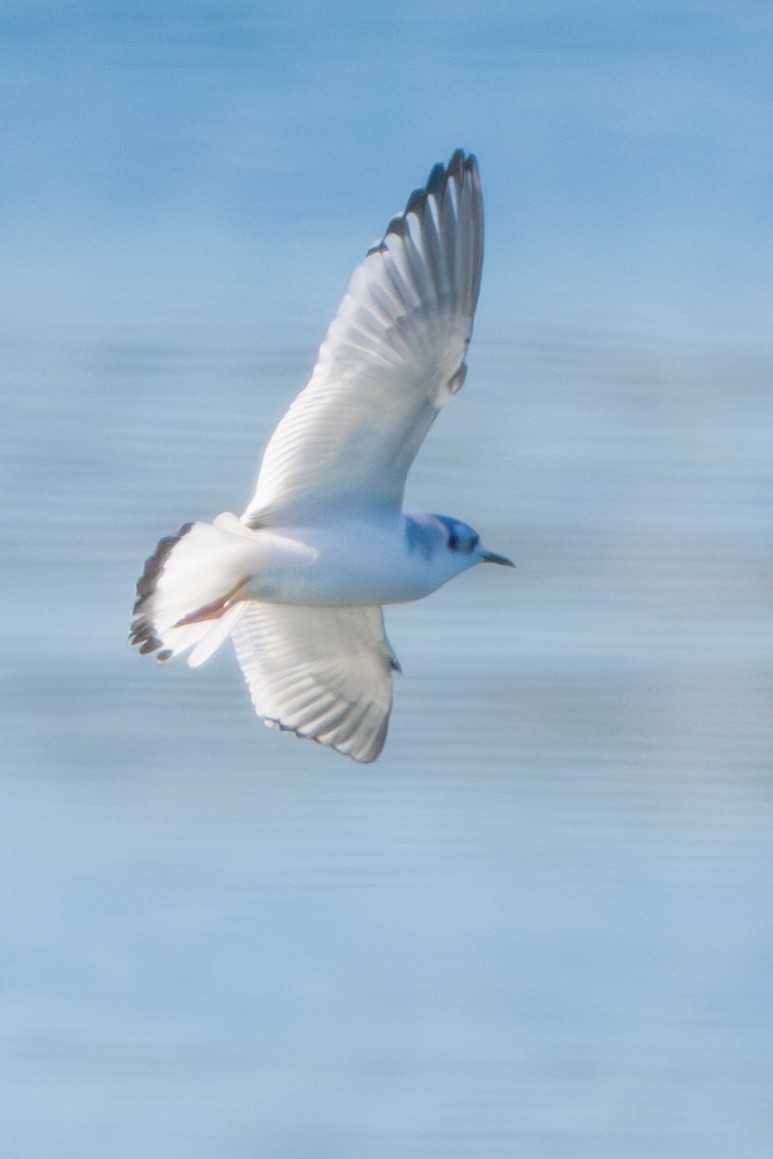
244,514 -> 464,608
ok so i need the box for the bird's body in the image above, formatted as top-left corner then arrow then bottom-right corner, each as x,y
131,150 -> 512,762
241,513 -> 488,607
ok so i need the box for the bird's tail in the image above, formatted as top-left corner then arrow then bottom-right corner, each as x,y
130,512 -> 260,667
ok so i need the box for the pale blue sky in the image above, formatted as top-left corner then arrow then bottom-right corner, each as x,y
2,0 -> 771,342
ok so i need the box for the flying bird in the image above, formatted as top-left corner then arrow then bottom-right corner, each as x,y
130,150 -> 512,762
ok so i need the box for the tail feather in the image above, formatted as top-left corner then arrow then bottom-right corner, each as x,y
187,602 -> 246,668
130,513 -> 259,664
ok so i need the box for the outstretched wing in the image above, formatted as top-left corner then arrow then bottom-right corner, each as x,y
231,603 -> 401,763
242,150 -> 483,526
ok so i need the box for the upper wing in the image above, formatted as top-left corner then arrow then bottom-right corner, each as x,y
231,603 -> 400,763
242,150 -> 483,526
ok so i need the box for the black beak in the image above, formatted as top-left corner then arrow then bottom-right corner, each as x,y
480,550 -> 515,567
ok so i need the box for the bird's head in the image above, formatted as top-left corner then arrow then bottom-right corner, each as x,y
431,514 -> 514,570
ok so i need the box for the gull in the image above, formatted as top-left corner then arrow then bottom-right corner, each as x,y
130,150 -> 512,762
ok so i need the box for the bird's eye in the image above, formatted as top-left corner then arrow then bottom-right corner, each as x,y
454,529 -> 479,554
435,515 -> 478,554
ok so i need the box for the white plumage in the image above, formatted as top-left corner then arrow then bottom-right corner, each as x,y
232,604 -> 398,764
131,151 -> 512,762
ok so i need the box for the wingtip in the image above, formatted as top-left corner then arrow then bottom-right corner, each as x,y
263,713 -> 388,764
375,149 -> 480,251
425,161 -> 446,196
449,148 -> 478,182
448,148 -> 465,178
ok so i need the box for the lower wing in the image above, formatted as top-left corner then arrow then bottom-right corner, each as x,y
231,603 -> 401,763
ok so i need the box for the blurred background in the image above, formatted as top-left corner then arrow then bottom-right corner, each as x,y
2,2 -> 772,1156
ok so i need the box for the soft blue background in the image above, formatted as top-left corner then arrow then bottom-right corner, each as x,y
2,3 -> 772,1156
